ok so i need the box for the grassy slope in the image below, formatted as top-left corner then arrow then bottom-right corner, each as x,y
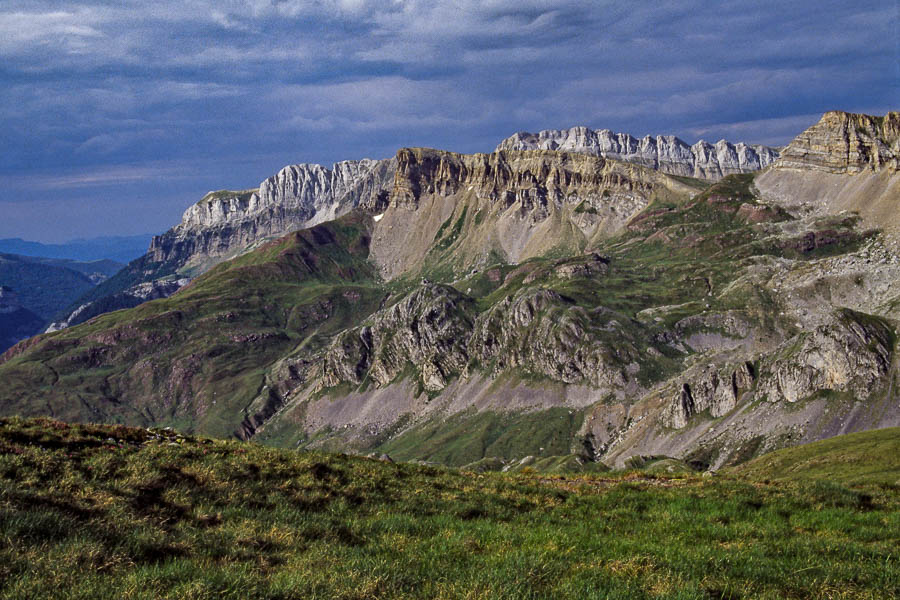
0,417 -> 897,600
0,253 -> 95,319
376,407 -> 587,467
729,427 -> 900,486
0,214 -> 383,439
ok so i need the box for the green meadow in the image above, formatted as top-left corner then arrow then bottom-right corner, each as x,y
1,417 -> 897,599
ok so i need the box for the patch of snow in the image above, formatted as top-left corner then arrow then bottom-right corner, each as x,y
373,213 -> 385,222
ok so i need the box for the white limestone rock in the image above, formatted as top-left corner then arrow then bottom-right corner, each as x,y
496,127 -> 779,180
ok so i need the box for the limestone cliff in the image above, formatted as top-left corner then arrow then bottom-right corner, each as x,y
149,158 -> 395,269
496,126 -> 778,180
50,157 -> 395,331
756,111 -> 900,238
371,148 -> 696,279
772,111 -> 899,174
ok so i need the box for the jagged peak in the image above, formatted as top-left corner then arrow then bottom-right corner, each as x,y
772,110 -> 899,174
496,125 -> 778,181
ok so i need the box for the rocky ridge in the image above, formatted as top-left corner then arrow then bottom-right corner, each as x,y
773,111 -> 899,174
48,157 -> 395,331
371,147 -> 697,279
1,110 -> 898,472
496,126 -> 779,180
150,158 -> 395,269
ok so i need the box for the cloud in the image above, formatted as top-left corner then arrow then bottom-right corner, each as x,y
0,10 -> 105,55
0,0 -> 896,241
0,164 -> 194,191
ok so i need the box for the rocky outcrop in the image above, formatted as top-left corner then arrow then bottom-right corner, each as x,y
372,148 -> 698,279
496,127 -> 779,180
772,111 -> 899,174
756,309 -> 894,403
316,284 -> 662,399
662,362 -> 756,429
390,148 -> 660,211
45,277 -> 190,332
322,284 -> 476,392
149,158 -> 395,268
468,288 -> 652,396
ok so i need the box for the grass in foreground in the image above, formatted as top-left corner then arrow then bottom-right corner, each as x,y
1,417 -> 898,599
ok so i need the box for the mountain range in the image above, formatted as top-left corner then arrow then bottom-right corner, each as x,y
1,110 -> 897,471
0,254 -> 124,351
0,234 -> 154,263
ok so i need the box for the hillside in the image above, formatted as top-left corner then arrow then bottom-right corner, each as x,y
0,254 -> 125,352
0,290 -> 43,352
0,213 -> 381,439
0,417 -> 896,599
0,111 -> 898,471
0,253 -> 97,319
729,427 -> 900,486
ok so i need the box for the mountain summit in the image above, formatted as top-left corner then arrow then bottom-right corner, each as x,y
496,126 -> 779,180
2,111 -> 897,471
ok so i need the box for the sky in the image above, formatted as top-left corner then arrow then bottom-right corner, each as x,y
1,1 -> 897,243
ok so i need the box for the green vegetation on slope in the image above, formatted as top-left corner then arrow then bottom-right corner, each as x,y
0,214 -> 384,440
0,253 -> 96,319
0,417 -> 897,600
729,427 -> 900,486
375,407 -> 587,467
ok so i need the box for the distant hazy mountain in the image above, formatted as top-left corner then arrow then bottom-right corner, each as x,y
0,234 -> 154,263
0,254 -> 96,319
0,253 -> 127,351
0,286 -> 48,352
4,255 -> 124,284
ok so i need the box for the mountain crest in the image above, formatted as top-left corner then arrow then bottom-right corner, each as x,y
148,157 -> 395,269
495,126 -> 779,180
772,110 -> 899,174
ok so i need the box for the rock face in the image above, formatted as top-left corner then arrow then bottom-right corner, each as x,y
468,288 -> 646,393
314,283 -> 661,402
150,158 -> 395,269
773,111 -> 899,174
390,147 -> 662,210
662,363 -> 756,429
142,156 -> 391,282
755,111 -> 900,240
371,148 -> 697,279
496,127 -> 779,180
322,284 -> 476,392
756,310 -> 893,403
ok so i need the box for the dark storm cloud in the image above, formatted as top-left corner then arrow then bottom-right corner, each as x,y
0,0 -> 896,241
